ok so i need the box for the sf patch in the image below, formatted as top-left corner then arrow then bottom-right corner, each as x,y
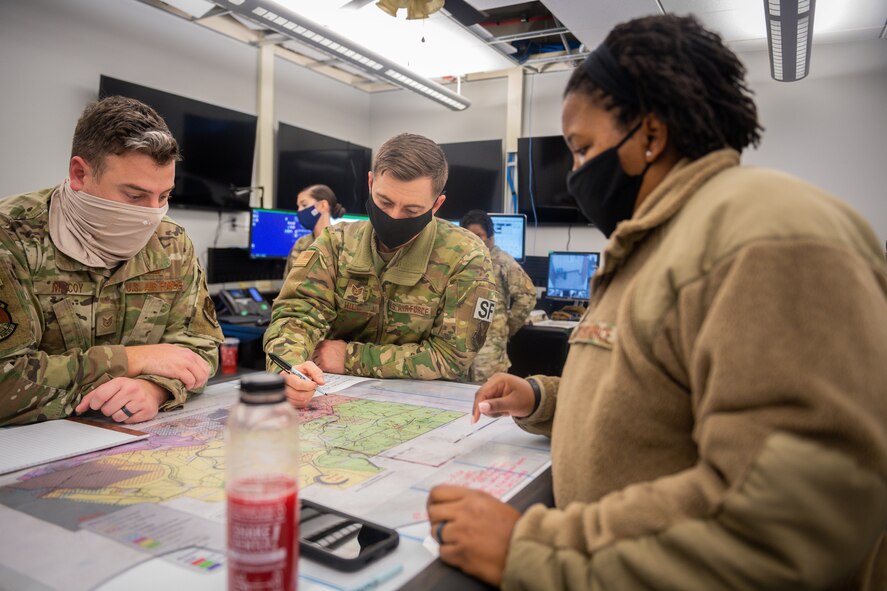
473,297 -> 496,323
0,300 -> 17,342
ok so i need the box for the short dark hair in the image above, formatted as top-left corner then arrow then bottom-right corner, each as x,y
373,133 -> 448,196
565,14 -> 763,159
301,184 -> 346,217
71,96 -> 180,175
460,209 -> 494,238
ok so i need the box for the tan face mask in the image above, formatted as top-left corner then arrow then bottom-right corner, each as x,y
48,179 -> 169,268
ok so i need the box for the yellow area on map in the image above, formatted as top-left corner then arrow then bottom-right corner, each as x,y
32,397 -> 462,506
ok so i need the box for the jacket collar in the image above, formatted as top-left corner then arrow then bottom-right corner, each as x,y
53,229 -> 171,283
596,148 -> 740,282
347,218 -> 438,286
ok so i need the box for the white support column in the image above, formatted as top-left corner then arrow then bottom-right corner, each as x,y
504,67 -> 524,213
255,38 -> 275,208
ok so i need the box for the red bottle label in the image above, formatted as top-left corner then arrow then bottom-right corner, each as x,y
227,476 -> 299,591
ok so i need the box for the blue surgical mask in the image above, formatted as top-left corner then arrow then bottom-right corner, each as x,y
297,205 -> 321,231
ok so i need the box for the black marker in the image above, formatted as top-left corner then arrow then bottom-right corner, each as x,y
268,353 -> 329,395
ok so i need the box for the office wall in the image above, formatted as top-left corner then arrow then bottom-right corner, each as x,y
0,0 -> 371,265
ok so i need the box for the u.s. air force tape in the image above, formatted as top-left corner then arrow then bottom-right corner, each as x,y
473,297 -> 495,322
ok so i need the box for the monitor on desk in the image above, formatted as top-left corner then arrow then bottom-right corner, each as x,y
546,251 -> 600,301
249,208 -> 311,259
490,214 -> 526,262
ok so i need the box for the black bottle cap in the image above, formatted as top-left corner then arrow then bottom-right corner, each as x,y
239,373 -> 286,404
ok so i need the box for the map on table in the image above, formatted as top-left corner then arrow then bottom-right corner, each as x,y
0,377 -> 550,591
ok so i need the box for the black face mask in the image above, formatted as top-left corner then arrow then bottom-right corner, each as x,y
365,197 -> 434,250
566,121 -> 651,237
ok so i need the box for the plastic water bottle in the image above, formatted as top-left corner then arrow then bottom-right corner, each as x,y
226,373 -> 300,591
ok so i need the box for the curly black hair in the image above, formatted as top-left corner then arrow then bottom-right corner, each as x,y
565,14 -> 763,159
460,209 -> 494,238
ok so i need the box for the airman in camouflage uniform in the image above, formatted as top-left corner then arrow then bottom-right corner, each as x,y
460,210 -> 536,383
265,217 -> 498,381
470,244 -> 536,383
0,188 -> 223,425
0,96 -> 222,426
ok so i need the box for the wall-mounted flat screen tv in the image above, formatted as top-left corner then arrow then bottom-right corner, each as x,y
437,140 -> 503,220
517,135 -> 586,225
99,75 -> 257,212
276,123 -> 371,216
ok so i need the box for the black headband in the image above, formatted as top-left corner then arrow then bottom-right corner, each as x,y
580,44 -> 639,106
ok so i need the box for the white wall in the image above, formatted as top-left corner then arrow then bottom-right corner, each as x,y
0,0 -> 371,265
741,42 -> 887,244
369,77 -> 509,148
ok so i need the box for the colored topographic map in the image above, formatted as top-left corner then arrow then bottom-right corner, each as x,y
0,394 -> 462,531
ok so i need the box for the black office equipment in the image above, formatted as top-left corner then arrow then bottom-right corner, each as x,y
206,248 -> 287,284
276,123 -> 371,215
437,139 -> 503,219
99,76 -> 257,212
250,208 -> 310,259
517,135 -> 585,225
520,255 -> 549,288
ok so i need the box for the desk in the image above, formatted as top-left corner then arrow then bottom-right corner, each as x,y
508,324 -> 573,377
0,375 -> 552,591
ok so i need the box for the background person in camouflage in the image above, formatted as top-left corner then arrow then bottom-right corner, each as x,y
282,184 -> 346,279
461,210 -> 536,383
0,96 -> 223,426
265,133 -> 498,406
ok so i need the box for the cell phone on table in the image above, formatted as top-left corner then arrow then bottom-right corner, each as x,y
299,499 -> 399,572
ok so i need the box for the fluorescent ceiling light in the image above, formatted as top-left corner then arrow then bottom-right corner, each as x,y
661,0 -> 872,45
764,0 -> 816,81
266,0 -> 513,78
220,0 -> 471,110
164,0 -> 218,18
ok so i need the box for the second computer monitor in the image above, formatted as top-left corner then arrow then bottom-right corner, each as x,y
249,208 -> 311,259
490,214 -> 526,262
546,251 -> 600,301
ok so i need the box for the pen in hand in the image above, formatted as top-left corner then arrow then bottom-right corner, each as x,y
268,353 -> 329,395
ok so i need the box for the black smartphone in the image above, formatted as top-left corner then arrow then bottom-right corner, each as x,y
299,499 -> 399,572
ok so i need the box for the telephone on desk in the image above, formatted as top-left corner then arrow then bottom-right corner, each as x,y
218,288 -> 272,325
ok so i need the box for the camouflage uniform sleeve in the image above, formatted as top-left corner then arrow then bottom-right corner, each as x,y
140,235 -> 223,411
345,248 -> 498,381
283,234 -> 317,280
505,258 -> 537,336
263,236 -> 337,370
0,227 -> 128,426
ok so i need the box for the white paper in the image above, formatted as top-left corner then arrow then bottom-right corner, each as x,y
0,419 -> 149,475
317,372 -> 377,394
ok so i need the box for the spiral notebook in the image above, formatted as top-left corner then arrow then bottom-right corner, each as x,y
0,418 -> 149,475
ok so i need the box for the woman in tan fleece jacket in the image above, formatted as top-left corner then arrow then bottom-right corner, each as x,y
427,14 -> 887,591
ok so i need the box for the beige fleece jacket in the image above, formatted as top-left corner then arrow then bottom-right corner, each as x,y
504,149 -> 887,591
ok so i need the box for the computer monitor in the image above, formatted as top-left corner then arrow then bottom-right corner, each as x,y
249,208 -> 311,259
546,251 -> 600,301
490,214 -> 526,262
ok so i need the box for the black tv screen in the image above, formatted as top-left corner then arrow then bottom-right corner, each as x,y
276,124 -> 370,216
438,140 -> 502,220
99,75 -> 257,212
517,135 -> 585,225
